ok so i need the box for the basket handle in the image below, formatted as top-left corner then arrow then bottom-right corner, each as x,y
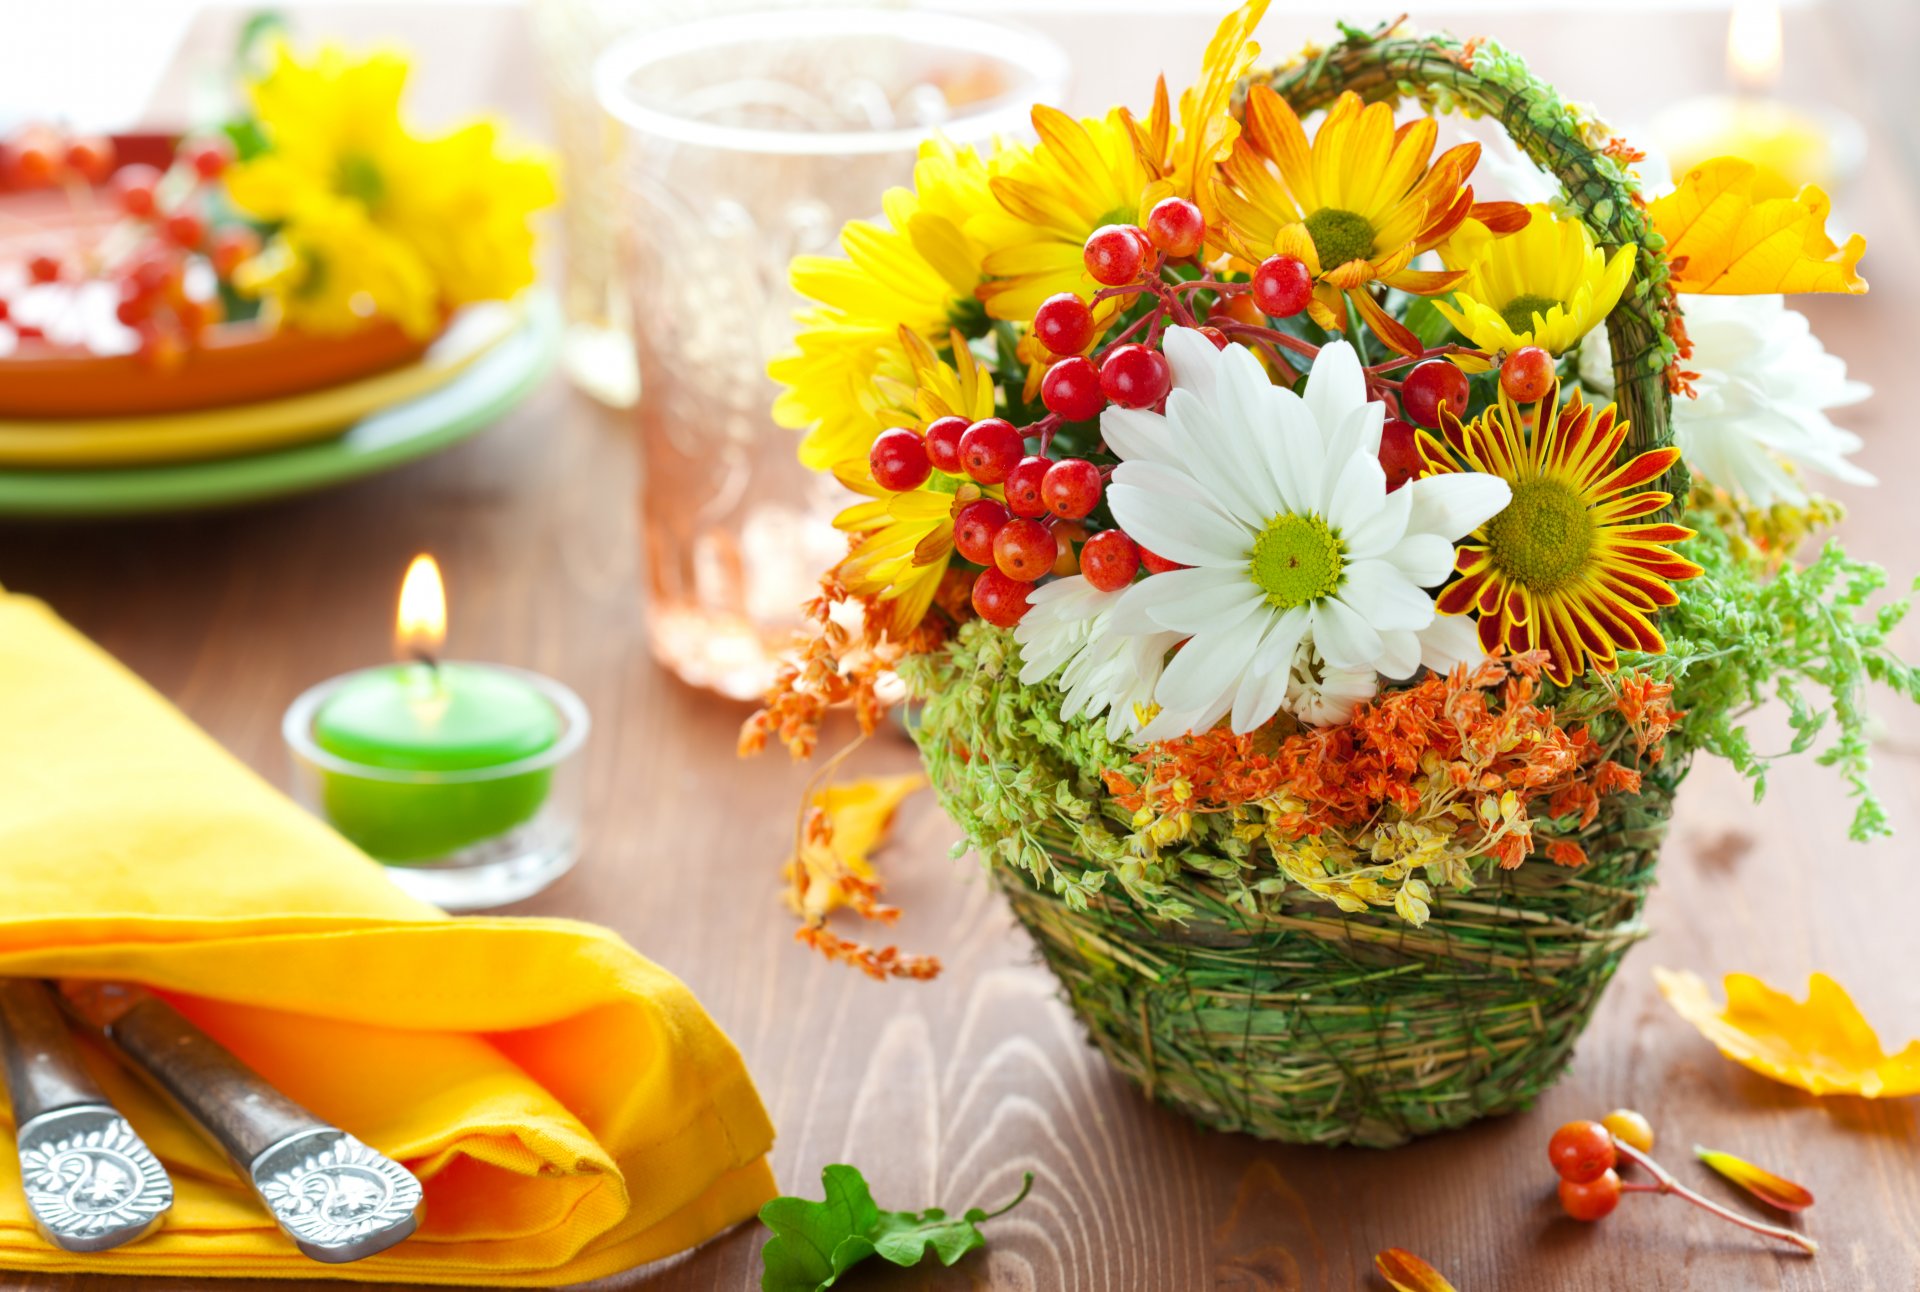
1256,29 -> 1679,466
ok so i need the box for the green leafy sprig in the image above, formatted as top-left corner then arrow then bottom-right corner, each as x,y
759,1164 -> 1034,1292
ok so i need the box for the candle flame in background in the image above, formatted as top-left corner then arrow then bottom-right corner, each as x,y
1728,2 -> 1783,95
396,554 -> 448,664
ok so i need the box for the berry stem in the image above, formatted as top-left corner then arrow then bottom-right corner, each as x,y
1212,318 -> 1322,362
1612,1141 -> 1818,1256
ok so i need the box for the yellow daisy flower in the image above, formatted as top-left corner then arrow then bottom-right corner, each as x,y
1214,88 -> 1511,357
773,137 -> 997,470
1434,203 -> 1636,363
225,44 -> 553,339
831,329 -> 998,633
1417,380 -> 1703,685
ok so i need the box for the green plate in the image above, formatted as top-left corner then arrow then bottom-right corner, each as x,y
0,291 -> 561,518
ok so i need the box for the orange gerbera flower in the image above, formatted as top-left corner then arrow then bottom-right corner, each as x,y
1214,88 -> 1525,356
1416,382 -> 1703,684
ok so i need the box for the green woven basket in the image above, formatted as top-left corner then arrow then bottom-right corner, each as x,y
912,29 -> 1687,1148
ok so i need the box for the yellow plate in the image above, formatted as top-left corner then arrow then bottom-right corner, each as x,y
0,304 -> 519,468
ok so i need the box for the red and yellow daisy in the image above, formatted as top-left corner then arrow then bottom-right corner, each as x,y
1416,382 -> 1703,684
1214,87 -> 1525,357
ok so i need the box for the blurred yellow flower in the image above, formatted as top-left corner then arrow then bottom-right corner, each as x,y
225,43 -> 554,339
1435,203 -> 1636,364
1656,968 -> 1920,1098
1649,156 -> 1866,296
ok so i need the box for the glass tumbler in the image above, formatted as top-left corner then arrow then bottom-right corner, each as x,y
594,9 -> 1067,701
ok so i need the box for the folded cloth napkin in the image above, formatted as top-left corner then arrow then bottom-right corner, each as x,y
0,592 -> 776,1283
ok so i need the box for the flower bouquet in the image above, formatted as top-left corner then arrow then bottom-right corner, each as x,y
744,4 -> 1918,1146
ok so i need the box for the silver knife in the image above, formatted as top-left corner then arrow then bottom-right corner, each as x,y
59,980 -> 424,1263
0,978 -> 172,1251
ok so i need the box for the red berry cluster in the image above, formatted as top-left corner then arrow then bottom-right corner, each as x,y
1546,1112 -> 1817,1254
4,131 -> 252,367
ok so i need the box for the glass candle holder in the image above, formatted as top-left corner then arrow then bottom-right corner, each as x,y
594,9 -> 1068,701
283,665 -> 590,911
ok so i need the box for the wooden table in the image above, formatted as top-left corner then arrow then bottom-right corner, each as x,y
4,4 -> 1919,1289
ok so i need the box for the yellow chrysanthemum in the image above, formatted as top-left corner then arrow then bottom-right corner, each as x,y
773,138 -> 996,469
1418,380 -> 1703,685
1434,203 -> 1636,364
1214,88 -> 1511,357
831,329 -> 998,633
972,1 -> 1261,328
225,44 -> 553,339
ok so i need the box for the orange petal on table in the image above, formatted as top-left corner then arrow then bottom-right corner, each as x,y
1375,1248 -> 1459,1292
786,773 -> 926,921
1694,1146 -> 1816,1212
1654,968 -> 1920,1097
1647,156 -> 1866,295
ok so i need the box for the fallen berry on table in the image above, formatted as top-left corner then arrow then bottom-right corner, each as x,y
1602,1109 -> 1654,1154
1559,1168 -> 1622,1222
1548,1119 -> 1617,1184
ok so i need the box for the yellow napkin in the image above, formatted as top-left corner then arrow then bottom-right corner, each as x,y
0,592 -> 776,1283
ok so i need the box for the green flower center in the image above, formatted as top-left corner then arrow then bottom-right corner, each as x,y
1250,513 -> 1344,609
1485,478 -> 1595,592
1500,293 -> 1562,337
335,153 -> 386,209
1303,208 -> 1376,270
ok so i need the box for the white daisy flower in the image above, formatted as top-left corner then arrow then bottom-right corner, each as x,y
1014,577 -> 1181,742
1287,611 -> 1487,727
1096,328 -> 1510,740
1580,294 -> 1872,508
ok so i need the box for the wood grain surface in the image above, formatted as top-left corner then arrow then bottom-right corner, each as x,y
2,4 -> 1917,1290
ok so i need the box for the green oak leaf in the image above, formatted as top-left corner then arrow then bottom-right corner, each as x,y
759,1166 -> 1033,1292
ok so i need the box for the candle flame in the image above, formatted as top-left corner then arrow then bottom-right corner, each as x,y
1728,2 -> 1783,94
395,554 -> 447,664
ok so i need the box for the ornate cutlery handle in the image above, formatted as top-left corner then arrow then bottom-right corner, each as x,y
60,980 -> 424,1264
0,978 -> 171,1252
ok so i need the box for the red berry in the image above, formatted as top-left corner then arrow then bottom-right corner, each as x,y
1501,345 -> 1555,403
958,418 -> 1024,485
1034,292 -> 1095,356
1138,544 -> 1187,574
63,135 -> 116,185
1146,196 -> 1206,258
953,499 -> 1010,565
1548,1121 -> 1617,1185
1042,457 -> 1102,520
1041,356 -> 1105,422
869,426 -> 931,492
1401,360 -> 1471,428
1379,419 -> 1422,492
1197,325 -> 1229,350
1099,344 -> 1170,410
27,253 -> 62,284
12,322 -> 45,341
115,289 -> 151,328
1558,1169 -> 1622,1222
1082,223 -> 1148,286
209,225 -> 262,279
971,567 -> 1034,627
163,210 -> 206,249
182,137 -> 233,180
128,251 -> 176,297
113,163 -> 161,218
176,293 -> 223,335
9,134 -> 61,188
1004,455 -> 1051,518
1252,255 -> 1312,317
1080,529 -> 1140,591
993,517 -> 1056,581
0,297 -> 10,324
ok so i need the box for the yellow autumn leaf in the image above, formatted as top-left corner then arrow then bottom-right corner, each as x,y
786,773 -> 926,922
1648,156 -> 1866,296
1654,968 -> 1920,1097
1375,1248 -> 1459,1292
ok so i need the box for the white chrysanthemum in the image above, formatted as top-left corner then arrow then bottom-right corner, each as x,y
1087,328 -> 1509,740
1287,614 -> 1486,726
1580,294 -> 1872,507
1014,577 -> 1182,742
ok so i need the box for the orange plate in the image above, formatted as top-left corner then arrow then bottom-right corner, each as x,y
0,320 -> 433,419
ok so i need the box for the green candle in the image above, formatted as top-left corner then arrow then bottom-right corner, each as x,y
312,662 -> 561,862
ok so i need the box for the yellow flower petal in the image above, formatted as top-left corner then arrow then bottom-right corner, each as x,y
1375,1248 -> 1458,1292
1649,157 -> 1866,295
787,774 -> 925,921
1655,968 -> 1920,1097
1693,1146 -> 1815,1212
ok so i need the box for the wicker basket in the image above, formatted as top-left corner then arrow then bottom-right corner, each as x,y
913,28 -> 1687,1147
